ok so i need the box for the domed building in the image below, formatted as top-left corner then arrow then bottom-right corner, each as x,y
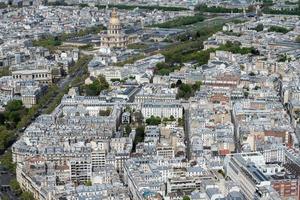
100,8 -> 135,48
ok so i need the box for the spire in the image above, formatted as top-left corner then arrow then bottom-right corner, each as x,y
109,7 -> 120,26
105,2 -> 109,12
111,7 -> 117,18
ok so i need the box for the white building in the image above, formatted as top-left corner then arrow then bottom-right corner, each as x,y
141,101 -> 183,119
12,69 -> 52,84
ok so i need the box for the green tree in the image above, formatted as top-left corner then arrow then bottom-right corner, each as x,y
32,36 -> 62,49
177,83 -> 193,99
249,72 -> 255,76
133,125 -> 145,149
151,14 -> 205,28
85,75 -> 109,96
183,196 -> 190,200
278,54 -> 288,62
170,115 -> 175,121
0,67 -> 11,77
192,81 -> 202,91
268,26 -> 290,34
155,62 -> 180,76
176,80 -> 182,87
10,179 -> 22,195
0,150 -> 16,173
218,41 -> 255,55
146,116 -> 162,125
262,0 -> 273,5
254,24 -> 264,32
5,100 -> 23,112
178,118 -> 184,127
20,191 -> 34,200
195,4 -> 243,13
0,127 -> 15,152
135,125 -> 145,137
0,113 -> 5,124
1,195 -> 9,200
4,100 -> 27,129
125,124 -> 132,136
99,109 -> 111,116
84,180 -> 92,186
176,81 -> 202,99
33,25 -> 106,50
127,43 -> 148,50
96,4 -> 188,11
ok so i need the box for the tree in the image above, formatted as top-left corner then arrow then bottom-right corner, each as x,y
99,109 -> 111,116
146,116 -> 161,125
268,26 -> 290,34
254,86 -> 261,90
32,36 -> 62,49
218,41 -> 255,55
170,115 -> 175,121
178,118 -> 184,127
254,24 -> 264,32
3,100 -> 27,129
192,81 -> 202,91
33,25 -> 106,50
20,191 -> 34,200
135,125 -> 145,137
278,54 -> 288,62
195,4 -> 243,13
0,150 -> 16,173
249,72 -> 255,76
178,83 -> 193,99
133,125 -> 145,148
1,195 -> 9,200
183,196 -> 190,200
125,124 -> 132,136
155,62 -> 177,76
152,14 -> 205,28
0,66 -> 11,77
163,117 -> 169,122
176,80 -> 182,87
10,179 -> 22,195
177,82 -> 201,100
0,127 -> 15,152
84,180 -> 92,186
85,75 -> 109,96
5,100 -> 23,112
96,4 -> 188,11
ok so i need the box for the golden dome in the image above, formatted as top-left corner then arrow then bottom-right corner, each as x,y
109,8 -> 120,26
